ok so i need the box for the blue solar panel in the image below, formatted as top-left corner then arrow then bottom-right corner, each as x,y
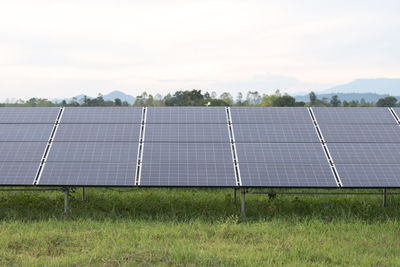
38,162 -> 136,186
0,124 -> 54,141
328,143 -> 400,164
0,107 -> 60,123
336,164 -> 400,187
239,164 -> 337,187
0,162 -> 38,185
230,107 -> 312,124
144,124 -> 230,143
0,142 -> 47,161
46,142 -> 139,163
139,163 -> 236,186
146,107 -> 227,124
233,124 -> 320,143
142,143 -> 233,163
313,107 -> 395,124
236,143 -> 327,163
319,124 -> 400,143
60,107 -> 143,124
54,124 -> 141,142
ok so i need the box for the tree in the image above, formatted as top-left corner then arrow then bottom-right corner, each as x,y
330,95 -> 341,107
114,98 -> 122,106
309,91 -> 317,106
236,92 -> 243,106
273,95 -> 296,106
376,96 -> 397,107
219,92 -> 233,106
246,91 -> 262,106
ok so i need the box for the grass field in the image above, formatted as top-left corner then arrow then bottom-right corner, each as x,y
0,188 -> 399,266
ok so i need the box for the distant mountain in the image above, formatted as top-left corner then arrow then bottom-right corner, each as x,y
294,92 -> 399,103
59,90 -> 136,104
322,78 -> 400,95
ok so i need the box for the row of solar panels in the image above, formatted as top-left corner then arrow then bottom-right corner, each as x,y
1,107 -> 400,188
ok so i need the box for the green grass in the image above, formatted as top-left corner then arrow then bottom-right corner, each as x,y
0,188 -> 400,266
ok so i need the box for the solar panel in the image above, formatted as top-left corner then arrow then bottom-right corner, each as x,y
230,107 -> 312,124
144,124 -> 230,143
233,124 -> 320,143
235,143 -> 327,163
142,143 -> 233,163
46,142 -> 139,163
0,107 -> 60,123
54,124 -> 141,142
335,164 -> 400,187
313,107 -> 395,124
60,107 -> 143,124
0,142 -> 47,161
139,163 -> 236,186
239,164 -> 337,187
146,107 -> 227,124
0,162 -> 38,185
38,162 -> 136,186
319,124 -> 400,143
0,124 -> 54,141
328,143 -> 400,164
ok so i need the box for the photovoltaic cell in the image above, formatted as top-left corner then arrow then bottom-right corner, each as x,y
336,164 -> 400,187
230,107 -> 312,124
313,107 -> 395,124
233,124 -> 320,143
0,142 -> 47,161
235,143 -> 327,163
328,143 -> 400,164
46,142 -> 139,163
54,124 -> 141,142
0,162 -> 38,185
139,163 -> 236,186
60,107 -> 143,124
145,124 -> 230,143
318,124 -> 400,143
38,162 -> 136,186
142,143 -> 233,163
239,164 -> 337,187
0,124 -> 54,141
0,107 -> 60,123
146,107 -> 227,124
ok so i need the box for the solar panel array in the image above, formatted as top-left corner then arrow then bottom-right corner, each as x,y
140,107 -> 236,186
313,107 -> 400,187
0,107 -> 59,185
1,107 -> 400,188
230,107 -> 338,187
38,107 -> 142,186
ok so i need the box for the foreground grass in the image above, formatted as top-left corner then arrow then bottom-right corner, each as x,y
0,188 -> 399,266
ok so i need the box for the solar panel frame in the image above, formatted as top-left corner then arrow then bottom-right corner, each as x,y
230,107 -> 313,124
239,163 -> 338,187
144,124 -> 231,143
146,107 -> 228,124
0,107 -> 60,124
313,107 -> 396,124
318,124 -> 400,143
0,124 -> 55,141
38,162 -> 136,186
53,124 -> 141,142
335,164 -> 400,188
235,143 -> 328,164
139,163 -> 237,187
142,143 -> 233,163
233,124 -> 320,143
0,162 -> 39,185
60,107 -> 143,124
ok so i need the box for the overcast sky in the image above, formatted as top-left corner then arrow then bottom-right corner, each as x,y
0,0 -> 399,101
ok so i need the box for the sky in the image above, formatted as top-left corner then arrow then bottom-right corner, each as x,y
0,0 -> 399,101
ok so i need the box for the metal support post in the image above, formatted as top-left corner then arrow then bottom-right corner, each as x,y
383,188 -> 387,208
63,188 -> 69,215
240,188 -> 246,217
233,188 -> 237,203
82,187 -> 86,201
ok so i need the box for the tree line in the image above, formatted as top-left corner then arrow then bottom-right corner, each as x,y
1,90 -> 398,107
